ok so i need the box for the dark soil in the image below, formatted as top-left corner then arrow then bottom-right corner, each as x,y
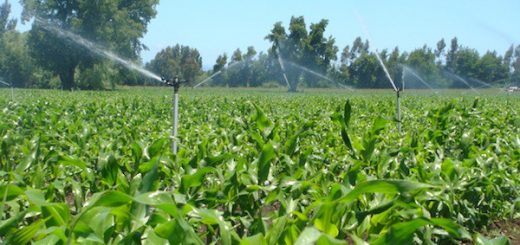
485,219 -> 520,244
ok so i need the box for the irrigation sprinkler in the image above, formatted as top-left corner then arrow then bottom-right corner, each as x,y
356,12 -> 402,133
0,80 -> 14,101
161,76 -> 188,155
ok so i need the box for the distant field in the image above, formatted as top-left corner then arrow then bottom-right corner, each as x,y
0,88 -> 519,244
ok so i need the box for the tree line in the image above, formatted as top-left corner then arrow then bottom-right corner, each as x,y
1,1 -> 519,90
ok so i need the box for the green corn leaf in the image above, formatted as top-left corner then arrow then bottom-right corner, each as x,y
155,219 -> 204,245
258,143 -> 275,184
341,128 -> 353,152
372,217 -> 471,245
133,192 -> 174,206
344,100 -> 352,128
314,218 -> 339,237
339,180 -> 433,204
193,208 -> 234,245
316,235 -> 348,245
140,157 -> 159,193
57,155 -> 87,170
181,167 -> 216,192
252,104 -> 272,132
0,210 -> 27,234
7,219 -> 44,244
0,184 -> 24,201
148,138 -> 168,158
295,227 -> 322,245
241,233 -> 265,245
41,203 -> 71,227
85,191 -> 133,208
25,188 -> 47,206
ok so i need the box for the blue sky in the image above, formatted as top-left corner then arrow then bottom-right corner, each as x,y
9,0 -> 520,69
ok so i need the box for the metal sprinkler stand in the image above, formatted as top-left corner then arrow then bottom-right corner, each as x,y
161,76 -> 188,155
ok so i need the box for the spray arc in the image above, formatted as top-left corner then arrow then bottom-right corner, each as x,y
355,12 -> 402,133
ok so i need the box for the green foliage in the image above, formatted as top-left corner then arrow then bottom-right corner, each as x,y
0,82 -> 518,244
266,16 -> 338,91
0,0 -> 16,34
146,44 -> 203,82
0,31 -> 38,87
20,0 -> 159,90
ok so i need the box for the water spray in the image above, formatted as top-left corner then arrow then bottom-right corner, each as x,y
35,17 -> 189,155
35,17 -> 162,82
0,80 -> 14,101
442,70 -> 479,93
275,47 -> 291,90
161,76 -> 189,155
283,60 -> 352,90
193,61 -> 242,88
355,11 -> 402,133
401,65 -> 437,91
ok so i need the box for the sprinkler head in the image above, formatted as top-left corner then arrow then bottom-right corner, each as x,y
162,76 -> 188,93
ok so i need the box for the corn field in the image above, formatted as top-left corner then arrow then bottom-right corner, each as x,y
0,88 -> 519,244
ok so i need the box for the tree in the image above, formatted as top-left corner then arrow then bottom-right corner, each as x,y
446,37 -> 459,70
21,0 -> 159,90
503,45 -> 514,75
477,51 -> 507,86
265,21 -> 289,88
349,52 -> 383,88
406,46 -> 443,88
0,0 -> 16,35
435,38 -> 446,65
302,19 -> 338,87
387,47 -> 403,87
242,46 -> 257,87
350,37 -> 369,61
227,48 -> 243,87
447,47 -> 480,88
0,0 -> 38,88
212,53 -> 228,86
214,54 -> 228,73
231,48 -> 243,63
146,44 -> 202,83
266,16 -> 337,91
338,45 -> 351,85
341,46 -> 351,65
0,31 -> 38,87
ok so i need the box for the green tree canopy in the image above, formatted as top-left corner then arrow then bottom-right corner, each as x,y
266,16 -> 337,91
21,0 -> 159,90
0,0 -> 16,34
146,44 -> 202,82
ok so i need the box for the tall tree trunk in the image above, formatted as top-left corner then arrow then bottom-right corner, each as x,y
60,65 -> 76,90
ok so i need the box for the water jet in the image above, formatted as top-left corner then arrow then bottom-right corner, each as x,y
35,17 -> 162,82
282,60 -> 352,90
356,12 -> 401,133
193,61 -> 243,88
401,65 -> 437,91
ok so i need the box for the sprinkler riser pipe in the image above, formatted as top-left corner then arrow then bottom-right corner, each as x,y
161,76 -> 187,155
